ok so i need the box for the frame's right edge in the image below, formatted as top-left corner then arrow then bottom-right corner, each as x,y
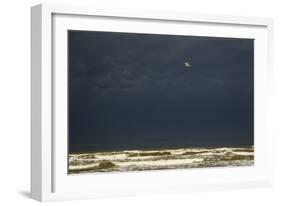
266,19 -> 274,186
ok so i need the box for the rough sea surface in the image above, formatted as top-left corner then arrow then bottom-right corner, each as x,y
68,146 -> 254,174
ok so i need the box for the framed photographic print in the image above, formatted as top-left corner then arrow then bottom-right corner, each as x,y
31,3 -> 274,201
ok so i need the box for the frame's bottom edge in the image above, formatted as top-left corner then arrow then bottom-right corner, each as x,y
36,180 -> 273,202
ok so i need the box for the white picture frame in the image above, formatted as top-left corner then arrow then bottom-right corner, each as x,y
31,3 -> 274,202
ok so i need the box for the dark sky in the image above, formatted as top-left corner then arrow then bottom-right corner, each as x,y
68,30 -> 254,153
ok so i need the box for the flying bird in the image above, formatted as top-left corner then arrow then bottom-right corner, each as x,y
184,61 -> 191,68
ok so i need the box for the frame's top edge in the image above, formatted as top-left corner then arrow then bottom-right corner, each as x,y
30,4 -> 42,10
33,3 -> 273,27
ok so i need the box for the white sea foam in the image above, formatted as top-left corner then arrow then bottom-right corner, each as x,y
68,147 -> 254,174
95,153 -> 127,160
118,158 -> 203,167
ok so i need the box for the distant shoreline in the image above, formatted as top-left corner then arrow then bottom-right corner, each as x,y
69,145 -> 254,154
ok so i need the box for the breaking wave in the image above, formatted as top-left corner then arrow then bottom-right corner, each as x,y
69,146 -> 254,174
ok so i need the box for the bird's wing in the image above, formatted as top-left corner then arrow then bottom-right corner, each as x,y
185,62 -> 191,67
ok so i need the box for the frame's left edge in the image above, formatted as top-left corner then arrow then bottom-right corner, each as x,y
31,4 -> 43,201
31,3 -> 53,202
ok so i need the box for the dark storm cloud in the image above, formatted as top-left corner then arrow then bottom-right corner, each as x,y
68,30 -> 254,152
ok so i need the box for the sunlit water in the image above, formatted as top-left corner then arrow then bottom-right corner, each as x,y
68,146 -> 254,174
